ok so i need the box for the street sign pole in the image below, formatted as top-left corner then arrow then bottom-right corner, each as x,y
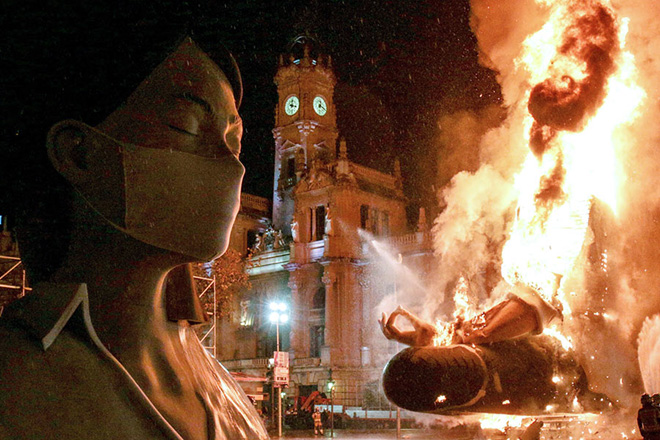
278,385 -> 282,438
269,302 -> 289,438
273,349 -> 289,437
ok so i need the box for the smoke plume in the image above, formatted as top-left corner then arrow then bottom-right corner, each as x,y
527,4 -> 618,133
435,105 -> 506,192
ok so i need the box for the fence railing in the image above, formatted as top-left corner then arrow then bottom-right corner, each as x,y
221,357 -> 270,369
292,357 -> 321,367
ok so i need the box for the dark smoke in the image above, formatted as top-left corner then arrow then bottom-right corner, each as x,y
529,122 -> 557,158
535,156 -> 566,208
527,3 -> 618,206
528,3 -> 618,155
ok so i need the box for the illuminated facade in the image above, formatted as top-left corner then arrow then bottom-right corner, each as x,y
217,42 -> 434,407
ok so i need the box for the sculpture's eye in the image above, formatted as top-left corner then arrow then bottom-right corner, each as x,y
167,123 -> 199,136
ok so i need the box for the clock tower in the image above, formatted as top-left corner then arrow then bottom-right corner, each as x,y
272,40 -> 338,232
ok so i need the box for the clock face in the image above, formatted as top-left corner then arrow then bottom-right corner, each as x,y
284,95 -> 299,116
313,96 -> 327,116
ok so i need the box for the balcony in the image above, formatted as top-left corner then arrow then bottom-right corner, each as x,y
292,357 -> 321,368
247,248 -> 291,276
220,357 -> 269,370
290,239 -> 325,265
240,193 -> 270,214
385,231 -> 433,255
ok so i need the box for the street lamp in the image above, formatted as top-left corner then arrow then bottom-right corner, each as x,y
327,379 -> 336,437
269,301 -> 288,438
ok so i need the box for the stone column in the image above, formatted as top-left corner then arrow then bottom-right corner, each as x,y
343,264 -> 363,367
321,265 -> 338,365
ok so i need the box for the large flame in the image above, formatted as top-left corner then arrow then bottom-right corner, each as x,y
433,0 -> 645,367
499,0 -> 643,310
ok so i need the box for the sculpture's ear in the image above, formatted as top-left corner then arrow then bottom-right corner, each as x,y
46,120 -> 93,186
46,120 -> 126,226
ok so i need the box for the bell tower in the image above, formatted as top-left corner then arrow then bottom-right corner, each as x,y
272,39 -> 338,232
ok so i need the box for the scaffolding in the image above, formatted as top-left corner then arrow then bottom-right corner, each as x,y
193,275 -> 217,358
0,254 -> 30,315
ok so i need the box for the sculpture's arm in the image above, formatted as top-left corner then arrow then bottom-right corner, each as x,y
453,297 -> 540,345
380,285 -> 558,347
378,306 -> 436,347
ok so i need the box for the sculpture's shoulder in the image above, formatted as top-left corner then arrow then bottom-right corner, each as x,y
0,321 -> 165,439
0,321 -> 50,393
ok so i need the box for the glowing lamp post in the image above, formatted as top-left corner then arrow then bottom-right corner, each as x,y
269,302 -> 288,438
269,302 -> 288,351
327,379 -> 335,436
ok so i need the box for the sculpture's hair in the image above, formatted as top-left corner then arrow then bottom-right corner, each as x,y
0,0 -> 242,282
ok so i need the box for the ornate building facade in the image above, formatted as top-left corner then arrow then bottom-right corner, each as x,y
217,42 -> 434,408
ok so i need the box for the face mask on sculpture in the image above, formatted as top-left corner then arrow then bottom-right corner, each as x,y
46,38 -> 245,262
47,121 -> 244,261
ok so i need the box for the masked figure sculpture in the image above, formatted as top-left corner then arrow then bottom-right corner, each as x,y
0,6 -> 268,439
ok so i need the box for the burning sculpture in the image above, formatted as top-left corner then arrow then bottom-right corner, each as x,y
381,0 -> 651,419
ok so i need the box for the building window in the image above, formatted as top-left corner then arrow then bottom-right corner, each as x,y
286,156 -> 296,179
310,325 -> 325,358
308,207 -> 314,241
315,205 -> 326,240
381,211 -> 389,236
312,286 -> 326,310
370,208 -> 379,235
309,287 -> 325,358
360,205 -> 369,229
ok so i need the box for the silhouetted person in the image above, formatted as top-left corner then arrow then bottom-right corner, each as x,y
639,394 -> 660,439
313,407 -> 324,435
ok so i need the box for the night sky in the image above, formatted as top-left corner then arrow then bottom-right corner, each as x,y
1,0 -> 502,223
214,0 -> 502,216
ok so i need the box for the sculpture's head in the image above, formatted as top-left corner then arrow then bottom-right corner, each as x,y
47,38 -> 244,263
1,5 -> 244,284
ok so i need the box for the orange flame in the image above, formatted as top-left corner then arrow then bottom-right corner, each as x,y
433,1 -> 645,359
501,0 -> 644,309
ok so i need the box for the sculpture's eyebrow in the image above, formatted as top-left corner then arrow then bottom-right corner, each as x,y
174,92 -> 215,116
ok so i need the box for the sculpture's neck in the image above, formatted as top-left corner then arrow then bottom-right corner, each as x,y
50,198 -> 188,355
47,199 -> 212,440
